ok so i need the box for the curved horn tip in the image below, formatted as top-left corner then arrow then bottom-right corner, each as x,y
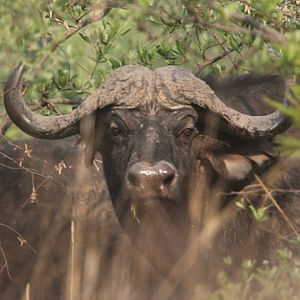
4,63 -> 25,94
12,63 -> 25,84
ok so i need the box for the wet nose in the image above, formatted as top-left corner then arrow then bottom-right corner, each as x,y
127,161 -> 176,192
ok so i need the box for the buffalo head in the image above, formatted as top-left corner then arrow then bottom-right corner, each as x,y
4,64 -> 291,275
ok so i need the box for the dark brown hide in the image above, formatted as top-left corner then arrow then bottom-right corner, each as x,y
1,67 -> 300,299
0,138 -> 77,299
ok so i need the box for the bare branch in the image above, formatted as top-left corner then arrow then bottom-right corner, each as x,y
184,1 -> 287,45
0,243 -> 12,280
1,1 -> 122,136
254,174 -> 299,237
41,98 -> 82,106
197,47 -> 236,72
0,223 -> 37,254
230,12 -> 287,44
37,1 -> 124,68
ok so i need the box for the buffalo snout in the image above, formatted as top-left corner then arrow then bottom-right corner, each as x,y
126,161 -> 177,199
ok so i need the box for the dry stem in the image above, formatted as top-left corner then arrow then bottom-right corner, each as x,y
254,174 -> 299,237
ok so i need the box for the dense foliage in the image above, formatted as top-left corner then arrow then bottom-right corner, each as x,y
0,0 -> 300,297
1,1 -> 299,136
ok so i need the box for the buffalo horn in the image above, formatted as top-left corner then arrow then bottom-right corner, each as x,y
156,67 -> 291,139
192,87 -> 291,139
4,64 -> 115,139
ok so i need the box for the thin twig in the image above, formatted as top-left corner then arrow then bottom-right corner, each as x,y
0,223 -> 37,254
0,1 -> 119,136
220,188 -> 300,196
21,176 -> 52,208
184,1 -> 287,45
41,98 -> 81,106
254,174 -> 299,237
0,150 -> 55,181
197,45 -> 237,72
37,1 -> 123,68
0,243 -> 12,280
230,12 -> 287,44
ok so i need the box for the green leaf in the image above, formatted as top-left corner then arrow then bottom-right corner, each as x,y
236,198 -> 246,210
137,46 -> 154,66
109,57 -> 122,70
276,136 -> 300,156
78,32 -> 91,44
249,205 -> 268,221
54,69 -> 69,89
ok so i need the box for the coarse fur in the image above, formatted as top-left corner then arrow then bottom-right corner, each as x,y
1,69 -> 300,299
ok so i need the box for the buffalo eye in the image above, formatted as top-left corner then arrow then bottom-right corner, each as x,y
182,128 -> 194,137
178,126 -> 195,144
111,127 -> 121,136
110,121 -> 122,136
176,116 -> 196,143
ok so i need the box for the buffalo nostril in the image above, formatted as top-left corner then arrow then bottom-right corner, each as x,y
127,162 -> 176,192
127,170 -> 139,186
162,169 -> 175,187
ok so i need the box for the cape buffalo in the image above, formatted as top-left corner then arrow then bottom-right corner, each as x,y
1,64 -> 300,299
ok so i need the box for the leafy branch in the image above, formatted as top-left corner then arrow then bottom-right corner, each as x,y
38,0 -> 125,68
0,0 -> 124,136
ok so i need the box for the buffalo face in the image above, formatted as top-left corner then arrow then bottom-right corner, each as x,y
98,107 -> 201,268
100,107 -> 198,214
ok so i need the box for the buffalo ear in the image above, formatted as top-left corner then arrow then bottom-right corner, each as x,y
207,153 -> 252,181
203,74 -> 285,115
207,153 -> 271,181
246,153 -> 271,168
